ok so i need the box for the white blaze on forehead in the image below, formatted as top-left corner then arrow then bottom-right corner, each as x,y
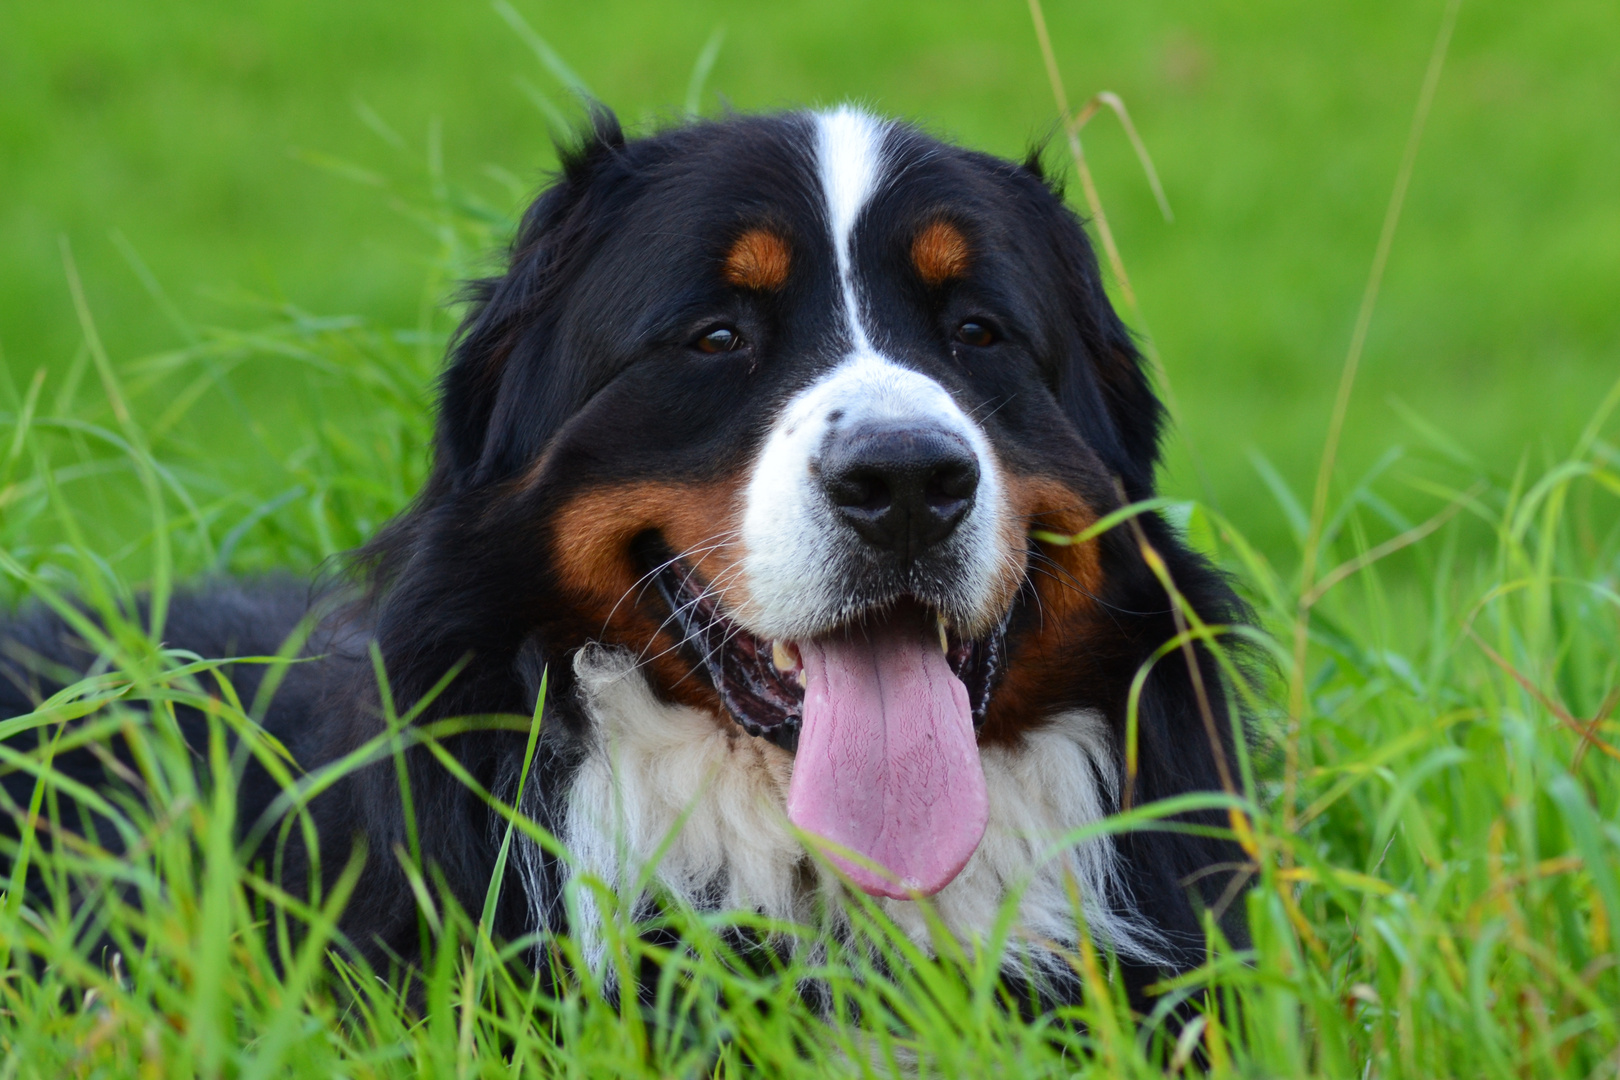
730,107 -> 1015,643
815,107 -> 888,352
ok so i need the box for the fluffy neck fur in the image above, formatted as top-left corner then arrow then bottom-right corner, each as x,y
514,645 -> 1167,979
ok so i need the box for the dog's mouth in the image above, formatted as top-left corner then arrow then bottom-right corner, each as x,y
642,539 -> 1007,898
646,552 -> 1006,754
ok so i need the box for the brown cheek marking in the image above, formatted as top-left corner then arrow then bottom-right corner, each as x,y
723,229 -> 791,291
550,479 -> 751,721
911,220 -> 971,286
979,476 -> 1105,745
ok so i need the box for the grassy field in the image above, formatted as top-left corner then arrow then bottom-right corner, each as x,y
2,0 -> 1619,1075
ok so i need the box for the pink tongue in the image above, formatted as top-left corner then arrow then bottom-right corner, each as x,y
786,611 -> 988,899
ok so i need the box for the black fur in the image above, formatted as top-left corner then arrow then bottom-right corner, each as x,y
1,109 -> 1251,1010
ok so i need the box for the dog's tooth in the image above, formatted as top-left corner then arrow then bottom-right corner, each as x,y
936,615 -> 949,654
796,669 -> 807,688
772,640 -> 796,672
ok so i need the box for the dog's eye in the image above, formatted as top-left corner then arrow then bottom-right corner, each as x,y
695,326 -> 745,354
955,321 -> 996,347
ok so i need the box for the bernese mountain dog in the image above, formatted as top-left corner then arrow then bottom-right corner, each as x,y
1,107 -> 1251,1010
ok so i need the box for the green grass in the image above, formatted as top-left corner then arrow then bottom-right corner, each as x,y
3,1 -> 1620,1075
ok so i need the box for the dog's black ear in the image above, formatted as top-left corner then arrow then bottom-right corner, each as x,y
1020,170 -> 1165,499
435,105 -> 627,489
1020,141 -> 1052,186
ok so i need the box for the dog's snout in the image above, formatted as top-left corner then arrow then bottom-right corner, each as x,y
822,423 -> 980,562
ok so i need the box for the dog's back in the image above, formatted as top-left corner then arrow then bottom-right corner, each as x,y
0,578 -> 335,857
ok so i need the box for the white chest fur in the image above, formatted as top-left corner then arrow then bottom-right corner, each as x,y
527,646 -> 1166,974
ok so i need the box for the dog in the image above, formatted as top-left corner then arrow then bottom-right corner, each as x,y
1,106 -> 1251,1010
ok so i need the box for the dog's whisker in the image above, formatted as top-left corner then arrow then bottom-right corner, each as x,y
597,530 -> 740,638
624,560 -> 751,677
624,559 -> 747,670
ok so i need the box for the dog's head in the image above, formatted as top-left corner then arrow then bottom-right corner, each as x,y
386,108 -> 1196,900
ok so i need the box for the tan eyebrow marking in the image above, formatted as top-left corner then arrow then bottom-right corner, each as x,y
911,219 -> 971,286
722,228 -> 792,291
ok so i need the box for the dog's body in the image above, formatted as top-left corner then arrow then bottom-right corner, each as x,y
2,108 -> 1249,1008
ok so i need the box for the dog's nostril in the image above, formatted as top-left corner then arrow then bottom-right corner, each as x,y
925,460 -> 977,508
821,422 -> 980,562
828,468 -> 892,514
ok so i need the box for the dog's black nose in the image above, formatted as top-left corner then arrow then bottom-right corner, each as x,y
822,422 -> 980,562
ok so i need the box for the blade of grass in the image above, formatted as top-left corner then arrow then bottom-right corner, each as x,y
1284,0 -> 1463,838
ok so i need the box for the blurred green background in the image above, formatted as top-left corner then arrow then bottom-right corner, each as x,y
2,0 -> 1617,565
